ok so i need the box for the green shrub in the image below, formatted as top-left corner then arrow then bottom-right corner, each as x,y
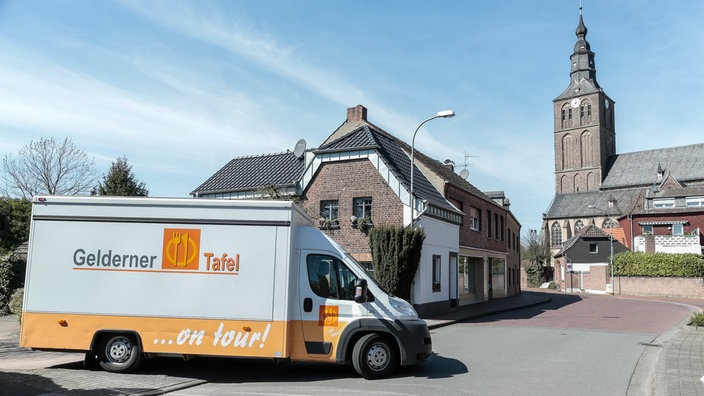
9,288 -> 23,324
368,226 -> 425,301
524,262 -> 545,288
688,312 -> 704,327
0,198 -> 31,251
0,250 -> 26,314
548,281 -> 559,290
613,252 -> 704,277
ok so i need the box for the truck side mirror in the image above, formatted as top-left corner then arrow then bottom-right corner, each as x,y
354,279 -> 368,303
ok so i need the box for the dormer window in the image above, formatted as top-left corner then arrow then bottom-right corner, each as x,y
686,197 -> 704,207
653,198 -> 675,209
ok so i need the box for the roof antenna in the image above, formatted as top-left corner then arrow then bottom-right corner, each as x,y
579,0 -> 583,15
459,152 -> 479,180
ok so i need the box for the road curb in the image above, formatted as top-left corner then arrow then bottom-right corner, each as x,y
426,296 -> 552,330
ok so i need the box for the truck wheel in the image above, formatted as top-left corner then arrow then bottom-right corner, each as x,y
352,333 -> 398,379
97,334 -> 143,373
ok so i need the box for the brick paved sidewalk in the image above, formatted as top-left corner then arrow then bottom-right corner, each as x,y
656,327 -> 704,396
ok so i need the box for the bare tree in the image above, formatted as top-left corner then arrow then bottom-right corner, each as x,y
521,229 -> 552,286
1,137 -> 97,198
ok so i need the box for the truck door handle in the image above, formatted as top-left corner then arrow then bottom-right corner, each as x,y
304,297 -> 312,312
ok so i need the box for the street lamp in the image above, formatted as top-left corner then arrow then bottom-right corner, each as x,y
587,204 -> 615,294
409,110 -> 455,225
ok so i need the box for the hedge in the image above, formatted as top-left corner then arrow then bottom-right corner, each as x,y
0,250 -> 26,314
368,226 -> 425,301
613,251 -> 704,277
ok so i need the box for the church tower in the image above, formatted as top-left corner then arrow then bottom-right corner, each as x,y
553,7 -> 615,194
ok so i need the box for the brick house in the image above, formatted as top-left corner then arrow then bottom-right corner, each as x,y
191,105 -> 521,316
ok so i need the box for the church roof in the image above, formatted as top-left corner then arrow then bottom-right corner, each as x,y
554,78 -> 603,101
544,189 -> 640,220
601,143 -> 704,189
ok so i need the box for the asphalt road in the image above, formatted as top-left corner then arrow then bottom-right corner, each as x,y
0,292 -> 699,395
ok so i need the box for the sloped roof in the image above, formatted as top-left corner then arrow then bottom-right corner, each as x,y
555,224 -> 627,256
554,78 -> 602,101
317,125 -> 379,152
545,189 -> 640,220
316,125 -> 460,213
190,151 -> 304,196
602,143 -> 704,189
321,119 -> 494,205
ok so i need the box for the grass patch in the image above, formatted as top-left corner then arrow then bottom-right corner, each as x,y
687,312 -> 704,327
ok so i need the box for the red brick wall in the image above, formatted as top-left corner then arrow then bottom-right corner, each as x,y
300,159 -> 404,261
506,213 -> 522,296
446,184 -> 505,252
615,277 -> 704,298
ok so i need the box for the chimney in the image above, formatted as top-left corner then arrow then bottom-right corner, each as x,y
443,159 -> 455,172
346,105 -> 367,122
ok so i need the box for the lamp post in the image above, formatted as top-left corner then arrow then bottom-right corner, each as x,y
587,204 -> 615,294
409,110 -> 455,225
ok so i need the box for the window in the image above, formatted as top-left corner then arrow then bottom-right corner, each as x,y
459,256 -> 475,293
432,255 -> 441,292
487,210 -> 492,238
494,213 -> 499,240
653,198 -> 675,209
491,258 -> 505,290
320,200 -> 339,224
500,215 -> 505,241
643,225 -> 653,235
574,220 -> 584,234
551,222 -> 562,246
580,101 -> 593,124
353,197 -> 372,219
672,224 -> 684,236
589,243 -> 598,253
306,254 -> 359,300
469,206 -> 480,231
687,197 -> 704,207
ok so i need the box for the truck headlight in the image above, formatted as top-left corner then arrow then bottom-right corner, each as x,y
389,296 -> 418,319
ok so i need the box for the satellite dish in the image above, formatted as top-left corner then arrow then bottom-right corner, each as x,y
459,168 -> 469,180
293,139 -> 306,159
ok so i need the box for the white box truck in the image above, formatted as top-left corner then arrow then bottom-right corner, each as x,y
21,196 -> 431,379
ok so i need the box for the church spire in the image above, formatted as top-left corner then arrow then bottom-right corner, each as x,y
569,5 -> 599,88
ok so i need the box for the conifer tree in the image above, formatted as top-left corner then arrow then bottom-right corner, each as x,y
92,157 -> 148,196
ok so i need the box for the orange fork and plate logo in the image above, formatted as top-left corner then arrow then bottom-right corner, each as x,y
162,228 -> 201,270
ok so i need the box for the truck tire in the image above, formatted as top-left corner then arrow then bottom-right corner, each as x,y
97,334 -> 143,373
352,333 -> 399,379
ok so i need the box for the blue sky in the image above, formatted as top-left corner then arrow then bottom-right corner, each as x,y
1,1 -> 702,234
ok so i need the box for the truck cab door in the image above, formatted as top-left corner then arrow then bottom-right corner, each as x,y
298,252 -> 367,358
